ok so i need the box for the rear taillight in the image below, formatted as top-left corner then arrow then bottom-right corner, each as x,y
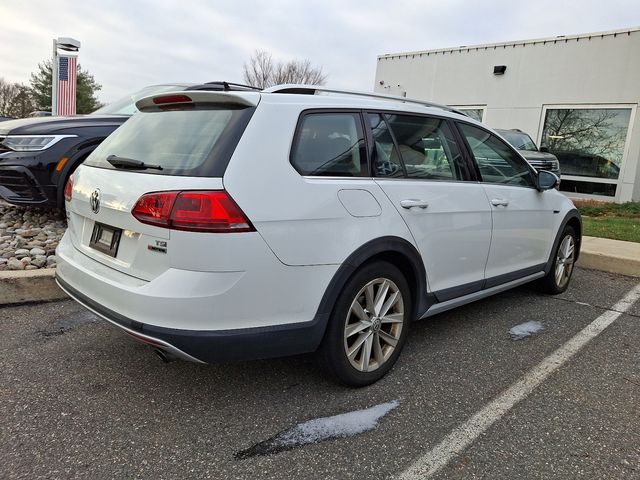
131,191 -> 254,233
64,176 -> 73,202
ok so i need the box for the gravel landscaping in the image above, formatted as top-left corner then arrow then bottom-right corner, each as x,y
0,202 -> 66,271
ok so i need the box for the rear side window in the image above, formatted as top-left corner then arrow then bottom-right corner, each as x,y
84,105 -> 254,177
385,114 -> 466,180
458,123 -> 535,187
290,112 -> 367,176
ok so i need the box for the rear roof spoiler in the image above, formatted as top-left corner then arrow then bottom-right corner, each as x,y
135,91 -> 260,110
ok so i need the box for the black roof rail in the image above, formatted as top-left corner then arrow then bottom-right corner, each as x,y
186,81 -> 260,92
263,84 -> 468,116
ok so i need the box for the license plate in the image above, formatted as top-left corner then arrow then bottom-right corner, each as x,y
89,222 -> 122,257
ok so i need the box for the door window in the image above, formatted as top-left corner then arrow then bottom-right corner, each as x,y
459,123 -> 535,187
386,114 -> 466,180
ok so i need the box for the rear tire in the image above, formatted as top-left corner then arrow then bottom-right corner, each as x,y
538,225 -> 577,294
317,261 -> 411,387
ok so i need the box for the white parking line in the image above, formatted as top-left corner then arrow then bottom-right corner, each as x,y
399,283 -> 640,480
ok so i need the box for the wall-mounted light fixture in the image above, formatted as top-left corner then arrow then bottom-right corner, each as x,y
493,65 -> 507,75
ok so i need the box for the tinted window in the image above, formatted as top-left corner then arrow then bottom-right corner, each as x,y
498,131 -> 538,152
368,113 -> 404,177
291,113 -> 366,176
459,123 -> 535,187
386,114 -> 465,180
85,105 -> 254,177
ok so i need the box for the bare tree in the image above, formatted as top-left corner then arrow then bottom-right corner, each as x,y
243,49 -> 327,89
0,78 -> 34,118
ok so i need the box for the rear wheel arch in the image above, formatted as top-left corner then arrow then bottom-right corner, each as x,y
314,237 -> 429,329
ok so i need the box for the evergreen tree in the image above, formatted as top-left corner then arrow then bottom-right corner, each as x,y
29,60 -> 102,114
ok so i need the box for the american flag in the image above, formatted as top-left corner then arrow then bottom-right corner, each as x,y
57,55 -> 77,115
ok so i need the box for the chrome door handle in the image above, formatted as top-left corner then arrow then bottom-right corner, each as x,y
400,199 -> 429,209
491,198 -> 509,207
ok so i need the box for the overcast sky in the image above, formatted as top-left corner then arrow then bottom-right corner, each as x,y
0,0 -> 638,104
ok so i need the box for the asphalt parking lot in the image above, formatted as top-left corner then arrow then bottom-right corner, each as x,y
1,268 -> 639,479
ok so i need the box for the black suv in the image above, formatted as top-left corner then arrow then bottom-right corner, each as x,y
0,84 -> 189,209
495,128 -> 561,177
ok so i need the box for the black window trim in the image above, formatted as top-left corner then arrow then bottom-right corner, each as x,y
364,109 -> 476,183
453,120 -> 540,189
289,108 -> 370,178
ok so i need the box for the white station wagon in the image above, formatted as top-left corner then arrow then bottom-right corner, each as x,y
56,83 -> 581,386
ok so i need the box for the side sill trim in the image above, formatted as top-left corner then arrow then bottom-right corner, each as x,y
421,271 -> 545,318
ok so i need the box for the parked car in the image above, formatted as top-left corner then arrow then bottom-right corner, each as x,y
29,111 -> 52,117
56,85 -> 581,386
495,128 -> 561,176
0,83 -> 194,209
0,116 -> 14,122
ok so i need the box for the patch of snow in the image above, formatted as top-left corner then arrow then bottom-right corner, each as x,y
509,320 -> 544,340
280,400 -> 399,446
235,400 -> 399,458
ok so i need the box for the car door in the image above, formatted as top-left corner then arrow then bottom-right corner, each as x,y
369,112 -> 492,301
457,122 -> 557,284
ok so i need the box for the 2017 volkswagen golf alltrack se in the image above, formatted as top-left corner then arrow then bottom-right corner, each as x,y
55,85 -> 581,386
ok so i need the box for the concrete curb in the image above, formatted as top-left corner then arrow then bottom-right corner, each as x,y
576,236 -> 640,278
0,269 -> 67,306
0,235 -> 637,306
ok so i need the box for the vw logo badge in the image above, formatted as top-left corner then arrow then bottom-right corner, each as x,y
90,189 -> 101,214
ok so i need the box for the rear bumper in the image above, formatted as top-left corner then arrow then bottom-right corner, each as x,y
56,275 -> 328,363
55,232 -> 337,363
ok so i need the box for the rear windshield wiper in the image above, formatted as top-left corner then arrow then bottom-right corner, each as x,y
107,155 -> 163,171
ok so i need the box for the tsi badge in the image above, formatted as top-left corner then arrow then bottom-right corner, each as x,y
148,240 -> 167,254
90,189 -> 100,214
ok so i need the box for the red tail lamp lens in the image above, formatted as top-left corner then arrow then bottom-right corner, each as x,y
131,191 -> 178,227
64,176 -> 73,202
131,191 -> 254,233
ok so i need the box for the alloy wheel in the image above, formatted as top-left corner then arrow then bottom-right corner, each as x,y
555,234 -> 575,289
343,277 -> 404,372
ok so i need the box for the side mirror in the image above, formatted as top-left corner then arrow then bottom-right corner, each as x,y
537,170 -> 559,191
539,146 -> 550,153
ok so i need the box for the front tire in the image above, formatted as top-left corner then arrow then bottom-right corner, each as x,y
538,225 -> 577,294
318,261 -> 411,387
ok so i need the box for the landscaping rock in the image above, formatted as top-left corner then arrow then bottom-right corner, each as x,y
7,258 -> 25,270
0,203 -> 66,270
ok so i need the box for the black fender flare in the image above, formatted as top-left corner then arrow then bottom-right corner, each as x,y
544,208 -> 582,275
309,236 -> 430,348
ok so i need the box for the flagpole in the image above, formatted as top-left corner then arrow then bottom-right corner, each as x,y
51,39 -> 58,116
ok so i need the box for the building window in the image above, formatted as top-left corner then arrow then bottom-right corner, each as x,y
541,107 -> 632,197
452,106 -> 485,122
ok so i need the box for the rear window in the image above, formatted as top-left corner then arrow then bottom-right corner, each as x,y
85,104 -> 254,177
290,112 -> 367,177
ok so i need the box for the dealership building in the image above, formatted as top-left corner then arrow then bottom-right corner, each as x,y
374,27 -> 640,202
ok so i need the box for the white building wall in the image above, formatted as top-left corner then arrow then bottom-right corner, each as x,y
374,28 -> 640,202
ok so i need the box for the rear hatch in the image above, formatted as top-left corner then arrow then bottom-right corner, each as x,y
66,91 -> 259,281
